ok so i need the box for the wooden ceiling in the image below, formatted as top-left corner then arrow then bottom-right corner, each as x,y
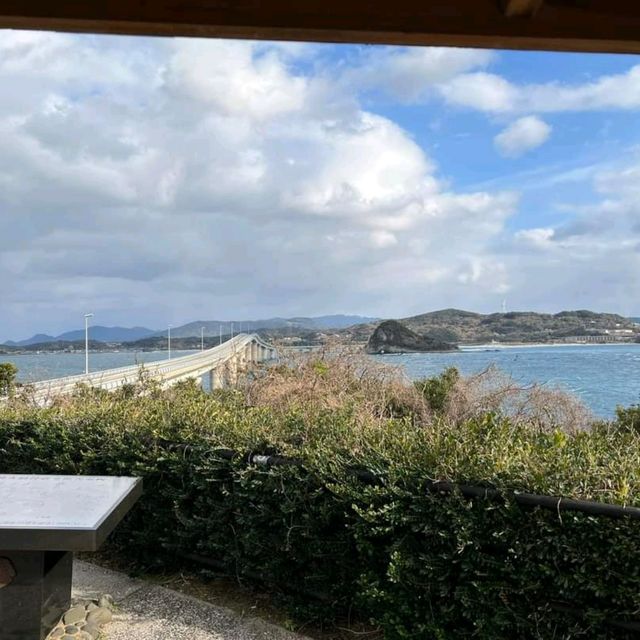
0,1 -> 639,54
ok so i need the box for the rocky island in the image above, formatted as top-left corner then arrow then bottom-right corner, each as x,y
365,320 -> 458,354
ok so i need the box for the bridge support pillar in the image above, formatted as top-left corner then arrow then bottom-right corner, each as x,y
209,368 -> 226,390
227,357 -> 239,387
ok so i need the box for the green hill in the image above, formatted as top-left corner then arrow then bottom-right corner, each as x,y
395,309 -> 638,344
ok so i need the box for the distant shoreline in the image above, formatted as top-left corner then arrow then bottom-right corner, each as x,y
3,341 -> 639,358
1,349 -> 194,357
460,342 -> 639,350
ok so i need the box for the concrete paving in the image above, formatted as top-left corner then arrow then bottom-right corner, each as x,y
72,560 -> 311,640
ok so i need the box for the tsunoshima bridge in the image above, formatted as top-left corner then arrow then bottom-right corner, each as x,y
28,333 -> 277,405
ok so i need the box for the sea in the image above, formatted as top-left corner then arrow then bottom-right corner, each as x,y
3,344 -> 640,418
375,344 -> 640,418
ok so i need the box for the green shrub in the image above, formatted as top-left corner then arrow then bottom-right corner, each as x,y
0,362 -> 17,396
614,405 -> 640,434
415,366 -> 460,413
0,371 -> 639,638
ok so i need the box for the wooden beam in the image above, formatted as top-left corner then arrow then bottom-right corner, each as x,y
501,0 -> 545,18
0,0 -> 638,55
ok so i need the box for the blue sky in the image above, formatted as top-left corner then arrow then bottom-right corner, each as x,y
368,49 -> 640,227
1,32 -> 640,339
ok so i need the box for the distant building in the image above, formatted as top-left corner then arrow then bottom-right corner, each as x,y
563,334 -> 631,344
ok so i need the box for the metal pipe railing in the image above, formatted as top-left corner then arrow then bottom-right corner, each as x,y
210,448 -> 640,520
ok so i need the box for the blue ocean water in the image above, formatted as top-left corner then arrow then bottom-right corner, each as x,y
374,344 -> 640,417
3,344 -> 640,417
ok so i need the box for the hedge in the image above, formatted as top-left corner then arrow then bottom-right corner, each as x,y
0,380 -> 639,638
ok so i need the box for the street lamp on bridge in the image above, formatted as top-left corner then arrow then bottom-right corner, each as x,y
84,313 -> 93,376
168,324 -> 172,360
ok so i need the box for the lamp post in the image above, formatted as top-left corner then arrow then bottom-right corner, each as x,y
219,325 -> 222,346
201,326 -> 205,351
168,324 -> 172,360
84,313 -> 93,375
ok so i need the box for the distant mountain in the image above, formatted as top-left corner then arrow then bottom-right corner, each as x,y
4,326 -> 156,347
58,326 -> 157,343
3,333 -> 56,347
164,315 -> 379,339
2,339 -> 112,353
378,309 -> 639,344
2,316 -> 379,347
306,315 -> 379,329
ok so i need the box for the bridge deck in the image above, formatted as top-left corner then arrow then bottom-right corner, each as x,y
26,334 -> 276,404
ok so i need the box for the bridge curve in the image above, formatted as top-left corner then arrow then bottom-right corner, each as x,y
28,333 -> 277,405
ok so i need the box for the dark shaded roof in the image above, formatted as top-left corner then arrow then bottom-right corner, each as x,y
1,1 -> 640,54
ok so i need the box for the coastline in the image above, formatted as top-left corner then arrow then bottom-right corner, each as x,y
4,342 -> 639,357
460,342 -> 639,350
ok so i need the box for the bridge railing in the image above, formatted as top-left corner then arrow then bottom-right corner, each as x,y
25,334 -> 277,404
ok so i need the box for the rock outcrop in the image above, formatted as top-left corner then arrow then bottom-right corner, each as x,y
366,320 -> 458,354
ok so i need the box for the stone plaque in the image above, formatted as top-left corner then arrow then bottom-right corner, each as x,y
0,475 -> 142,551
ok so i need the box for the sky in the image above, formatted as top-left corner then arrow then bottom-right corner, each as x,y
1,31 -> 640,340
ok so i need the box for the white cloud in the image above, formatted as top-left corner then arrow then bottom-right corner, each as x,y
494,116 -> 552,157
345,47 -> 493,102
595,165 -> 640,198
0,33 -> 517,338
439,65 -> 640,114
515,227 -> 555,248
165,40 -> 308,120
439,72 -> 518,113
369,230 -> 398,248
501,161 -> 640,315
523,65 -> 640,112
